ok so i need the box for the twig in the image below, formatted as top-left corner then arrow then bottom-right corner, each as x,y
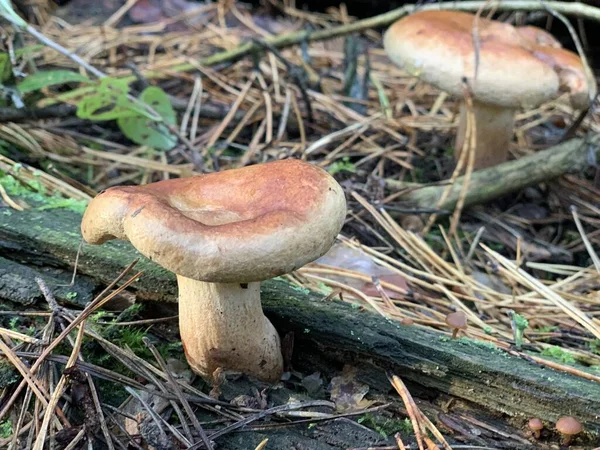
32,323 -> 86,450
0,261 -> 141,422
449,80 -> 477,236
388,374 -> 452,450
251,38 -> 315,123
255,439 -> 269,450
482,244 -> 600,339
125,386 -> 191,447
385,137 -> 600,212
188,401 -> 336,449
570,205 -> 600,273
196,1 -> 600,69
37,1 -> 600,98
143,337 -> 213,449
0,183 -> 26,211
0,104 -> 76,122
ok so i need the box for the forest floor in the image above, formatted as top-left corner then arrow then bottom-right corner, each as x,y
0,0 -> 599,449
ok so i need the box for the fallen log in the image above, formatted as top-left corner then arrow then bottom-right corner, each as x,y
1,205 -> 599,438
384,137 -> 599,211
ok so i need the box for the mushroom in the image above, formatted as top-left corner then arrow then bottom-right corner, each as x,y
528,417 -> 543,439
555,416 -> 582,445
445,311 -> 467,339
81,159 -> 347,382
383,10 -> 591,170
515,26 -> 562,48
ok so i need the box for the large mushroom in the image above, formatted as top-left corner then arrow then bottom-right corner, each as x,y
81,159 -> 347,382
383,10 -> 591,170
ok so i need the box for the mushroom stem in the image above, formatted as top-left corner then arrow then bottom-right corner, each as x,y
455,100 -> 516,170
177,276 -> 283,382
451,329 -> 459,339
562,435 -> 573,446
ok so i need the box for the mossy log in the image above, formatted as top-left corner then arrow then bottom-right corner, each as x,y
385,137 -> 599,211
0,207 -> 599,435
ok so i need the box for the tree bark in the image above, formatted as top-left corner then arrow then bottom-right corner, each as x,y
0,207 -> 599,435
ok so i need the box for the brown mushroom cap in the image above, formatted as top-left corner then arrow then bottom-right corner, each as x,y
445,311 -> 468,330
556,416 -> 583,436
528,417 -> 543,431
383,10 -> 560,109
516,25 -> 562,48
516,25 -> 591,109
529,46 -> 590,109
81,159 -> 347,283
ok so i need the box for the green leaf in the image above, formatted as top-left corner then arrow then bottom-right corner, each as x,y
76,77 -> 141,121
17,70 -> 91,94
117,86 -> 177,151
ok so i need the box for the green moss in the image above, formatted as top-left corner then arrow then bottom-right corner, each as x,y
540,346 -> 577,365
96,379 -> 128,406
0,172 -> 88,213
357,413 -> 411,439
314,282 -> 334,295
456,337 -> 499,351
284,283 -> 311,295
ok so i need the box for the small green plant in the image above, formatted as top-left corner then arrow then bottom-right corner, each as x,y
8,316 -> 19,331
328,157 -> 356,175
75,79 -> 177,150
13,66 -> 178,151
118,327 -> 152,353
509,311 -> 529,350
0,419 -> 12,439
590,339 -> 600,355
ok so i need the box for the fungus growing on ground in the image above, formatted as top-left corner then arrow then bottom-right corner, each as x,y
445,311 -> 467,339
383,10 -> 591,170
81,159 -> 347,382
528,417 -> 543,439
555,416 -> 582,445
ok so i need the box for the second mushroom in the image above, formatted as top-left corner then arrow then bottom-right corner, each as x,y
81,159 -> 347,383
384,10 -> 592,170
